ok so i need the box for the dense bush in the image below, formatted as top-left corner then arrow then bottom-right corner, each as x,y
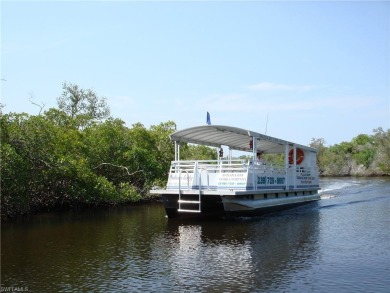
0,109 -> 176,218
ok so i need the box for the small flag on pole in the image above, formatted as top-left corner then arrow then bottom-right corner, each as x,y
206,112 -> 211,125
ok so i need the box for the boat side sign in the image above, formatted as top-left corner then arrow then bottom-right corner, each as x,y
167,173 -> 194,189
257,175 -> 286,186
296,169 -> 317,185
218,172 -> 247,188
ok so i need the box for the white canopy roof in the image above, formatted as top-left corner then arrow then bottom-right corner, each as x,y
170,125 -> 317,154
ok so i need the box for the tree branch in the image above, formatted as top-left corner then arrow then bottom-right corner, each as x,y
29,94 -> 46,115
93,163 -> 143,176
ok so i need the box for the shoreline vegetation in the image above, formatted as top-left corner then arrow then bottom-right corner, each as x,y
1,84 -> 389,221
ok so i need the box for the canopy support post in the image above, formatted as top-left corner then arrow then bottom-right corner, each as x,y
293,144 -> 297,189
174,141 -> 177,161
252,136 -> 257,191
285,144 -> 289,190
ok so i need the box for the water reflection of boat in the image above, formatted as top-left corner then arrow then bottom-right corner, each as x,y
160,207 -> 320,292
150,125 -> 321,219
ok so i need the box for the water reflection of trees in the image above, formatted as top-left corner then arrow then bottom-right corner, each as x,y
1,205 -> 168,292
160,206 -> 320,292
2,204 -> 320,292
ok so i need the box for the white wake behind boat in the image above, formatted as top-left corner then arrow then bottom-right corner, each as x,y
150,125 -> 320,219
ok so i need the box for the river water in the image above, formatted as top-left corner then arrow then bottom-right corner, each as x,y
1,177 -> 389,292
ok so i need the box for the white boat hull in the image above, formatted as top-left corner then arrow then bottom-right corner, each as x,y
154,188 -> 320,219
222,193 -> 320,215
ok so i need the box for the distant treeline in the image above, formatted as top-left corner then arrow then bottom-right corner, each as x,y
310,129 -> 390,177
1,83 -> 389,220
243,129 -> 390,177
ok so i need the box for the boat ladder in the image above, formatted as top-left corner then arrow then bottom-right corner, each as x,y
177,169 -> 202,213
178,194 -> 201,213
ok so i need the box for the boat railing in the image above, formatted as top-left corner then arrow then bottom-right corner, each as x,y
171,160 -> 319,178
248,161 -> 286,175
178,169 -> 191,190
171,159 -> 248,173
170,159 -> 298,174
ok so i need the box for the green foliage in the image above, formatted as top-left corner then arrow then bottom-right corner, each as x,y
0,84 -> 177,220
1,142 -> 30,217
149,121 -> 176,181
352,148 -> 375,168
180,144 -> 218,160
118,183 -> 142,202
313,128 -> 389,176
322,146 -> 351,176
57,82 -> 110,123
350,134 -> 375,168
373,127 -> 390,174
309,138 -> 326,172
0,109 -> 176,220
352,134 -> 372,146
261,154 -> 284,165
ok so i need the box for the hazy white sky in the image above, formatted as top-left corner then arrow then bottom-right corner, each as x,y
1,1 -> 389,146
